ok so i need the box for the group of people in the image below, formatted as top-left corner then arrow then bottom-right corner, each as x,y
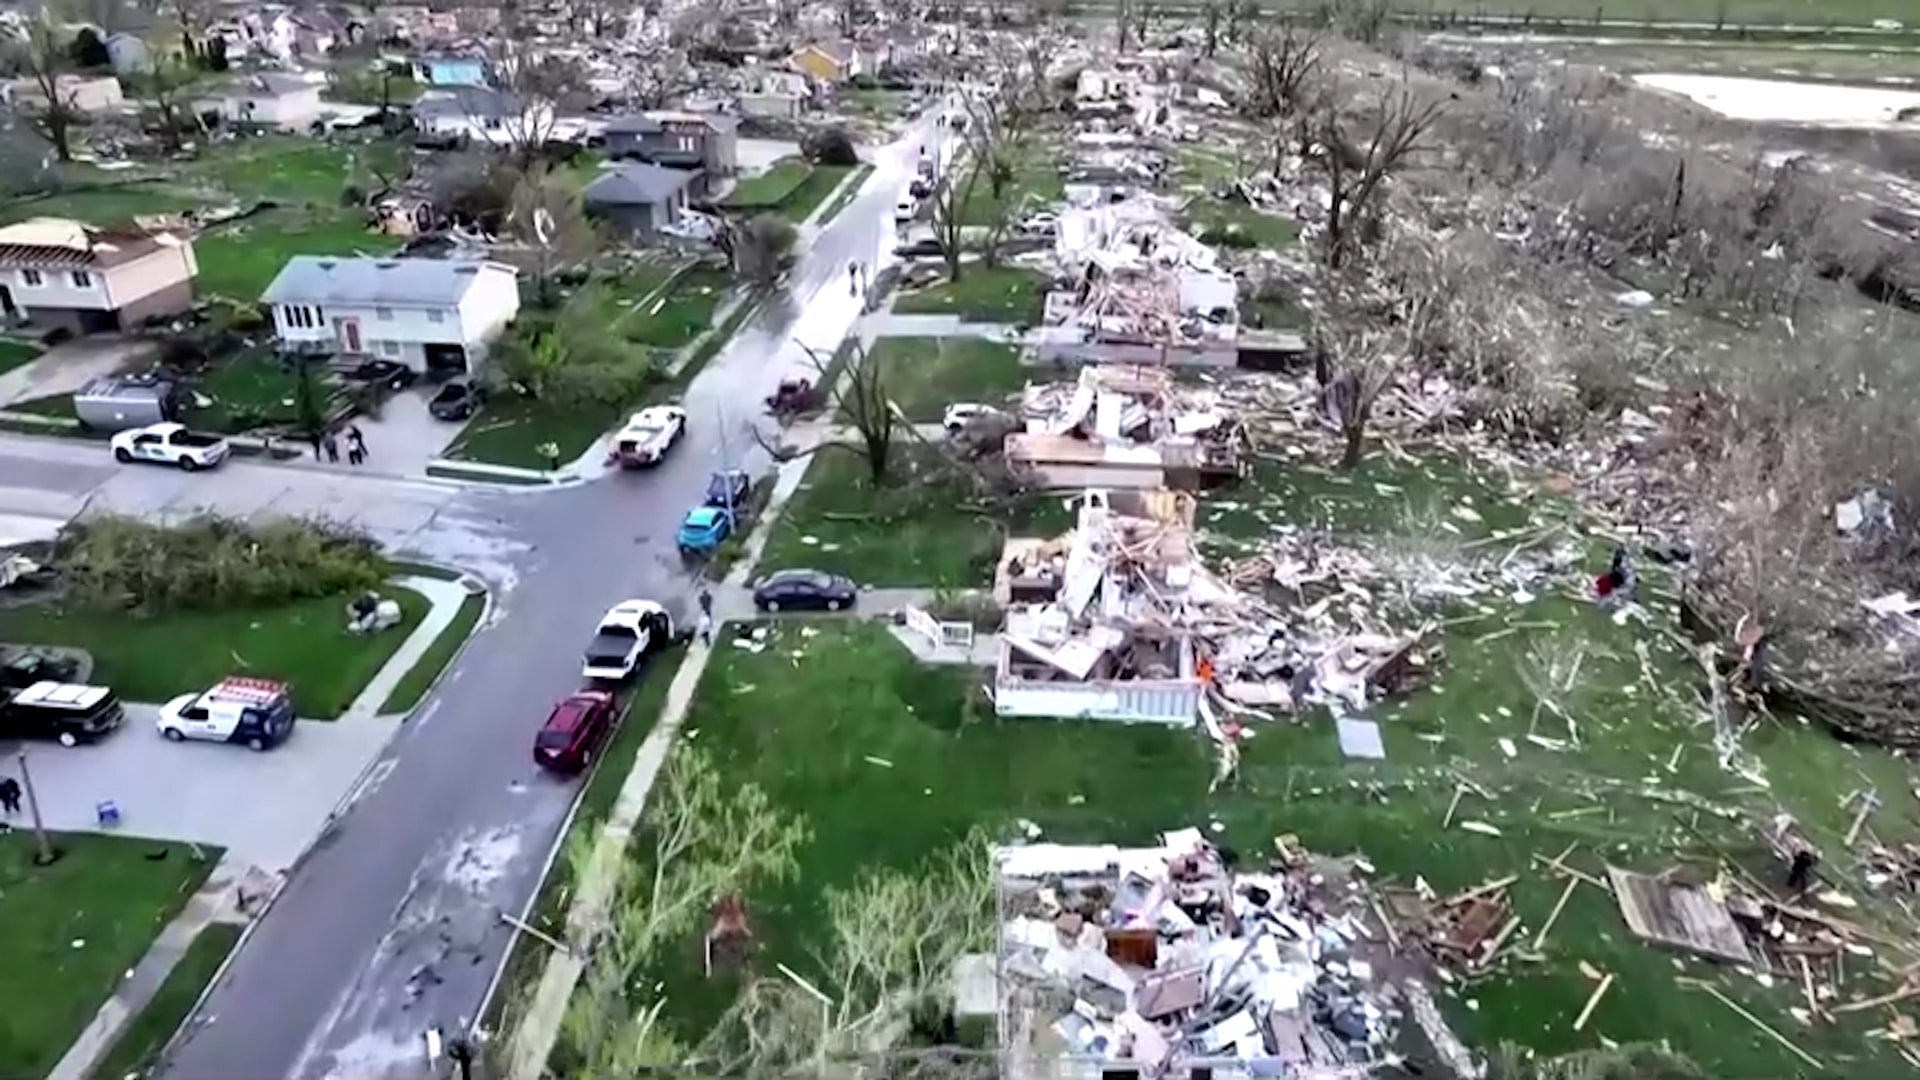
309,424 -> 370,467
848,261 -> 873,296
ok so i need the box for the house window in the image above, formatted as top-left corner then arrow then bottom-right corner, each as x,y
20,268 -> 42,287
426,308 -> 445,324
379,340 -> 400,357
71,270 -> 93,288
375,306 -> 394,320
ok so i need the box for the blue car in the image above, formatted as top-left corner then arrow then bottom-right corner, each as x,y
677,506 -> 734,558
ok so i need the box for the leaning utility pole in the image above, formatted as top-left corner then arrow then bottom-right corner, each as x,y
16,749 -> 59,865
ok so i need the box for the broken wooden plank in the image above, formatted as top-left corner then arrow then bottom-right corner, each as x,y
1832,984 -> 1920,1015
1439,875 -> 1517,909
1531,877 -> 1581,952
1607,866 -> 1752,965
1441,784 -> 1465,830
1573,972 -> 1614,1031
1475,915 -> 1523,970
1688,980 -> 1825,1071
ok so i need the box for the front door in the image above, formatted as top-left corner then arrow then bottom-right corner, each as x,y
335,317 -> 363,353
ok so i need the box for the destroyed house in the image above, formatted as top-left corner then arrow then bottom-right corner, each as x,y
995,833 -> 1394,1078
995,490 -> 1208,726
1006,366 -> 1245,493
1036,217 -> 1240,369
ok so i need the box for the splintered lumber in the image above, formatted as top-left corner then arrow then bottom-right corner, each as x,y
1531,877 -> 1581,952
1441,876 -> 1517,909
1690,981 -> 1825,1071
1832,984 -> 1920,1015
1573,972 -> 1614,1031
1799,956 -> 1825,1023
1474,916 -> 1522,970
1607,867 -> 1752,964
1442,784 -> 1465,830
1531,852 -> 1609,892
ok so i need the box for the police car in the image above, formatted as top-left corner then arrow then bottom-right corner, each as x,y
156,677 -> 296,751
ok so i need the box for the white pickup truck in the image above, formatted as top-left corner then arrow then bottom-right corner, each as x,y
110,422 -> 231,471
581,600 -> 674,681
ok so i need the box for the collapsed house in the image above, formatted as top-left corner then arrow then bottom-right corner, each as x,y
995,831 -> 1398,1079
992,489 -> 1439,731
1036,202 -> 1240,368
1006,365 -> 1247,492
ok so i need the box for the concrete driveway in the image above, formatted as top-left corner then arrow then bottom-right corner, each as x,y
0,335 -> 155,408
4,705 -> 399,873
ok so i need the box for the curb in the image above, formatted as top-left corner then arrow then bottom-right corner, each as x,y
376,571 -> 495,722
152,565 -> 495,1071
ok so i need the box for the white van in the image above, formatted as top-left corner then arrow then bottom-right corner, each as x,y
157,677 -> 296,751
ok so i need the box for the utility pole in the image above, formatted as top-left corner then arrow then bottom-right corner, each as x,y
16,749 -> 59,865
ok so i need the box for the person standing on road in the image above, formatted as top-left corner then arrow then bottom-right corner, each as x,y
307,430 -> 323,460
698,587 -> 713,619
346,424 -> 366,462
0,776 -> 21,816
322,432 -> 340,464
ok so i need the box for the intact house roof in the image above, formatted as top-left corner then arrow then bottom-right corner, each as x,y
604,110 -> 740,136
260,255 -> 515,307
582,162 -> 699,207
0,218 -> 189,269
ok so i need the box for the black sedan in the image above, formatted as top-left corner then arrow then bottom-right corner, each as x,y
752,570 -> 857,612
704,468 -> 751,509
428,380 -> 484,421
347,359 -> 418,391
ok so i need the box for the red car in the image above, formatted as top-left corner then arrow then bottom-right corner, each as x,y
533,690 -> 616,773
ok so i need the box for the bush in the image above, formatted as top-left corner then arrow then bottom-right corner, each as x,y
803,126 -> 860,167
55,514 -> 386,614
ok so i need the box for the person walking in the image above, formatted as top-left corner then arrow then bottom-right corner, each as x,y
322,432 -> 340,464
307,430 -> 323,460
0,776 -> 21,816
346,424 -> 366,462
698,587 -> 714,619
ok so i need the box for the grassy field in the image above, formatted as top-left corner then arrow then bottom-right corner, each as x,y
179,138 -> 406,206
193,211 -> 394,301
728,158 -> 813,210
88,922 -> 242,1080
961,158 -> 1064,227
621,266 -> 732,350
1187,195 -> 1300,250
379,591 -> 486,714
893,265 -> 1046,323
759,445 -> 1070,587
778,164 -> 858,224
0,183 -> 201,226
179,346 -> 302,433
0,835 -> 218,1079
0,589 -> 428,717
0,339 -> 41,377
862,336 -> 1030,421
444,394 -> 623,471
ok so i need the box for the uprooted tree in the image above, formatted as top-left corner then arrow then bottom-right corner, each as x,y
544,747 -> 811,1080
504,162 -> 602,306
715,213 -> 798,287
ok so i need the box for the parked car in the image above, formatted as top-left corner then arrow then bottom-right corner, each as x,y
347,359 -> 418,390
156,676 -> 296,751
894,197 -> 920,224
0,682 -> 124,746
752,569 -> 858,612
704,469 -> 752,510
581,600 -> 674,681
0,649 -> 80,691
893,237 -> 946,259
110,422 -> 231,470
1018,211 -> 1060,237
610,405 -> 687,468
428,380 -> 484,421
942,402 -> 1000,434
677,506 -> 734,558
533,690 -> 616,773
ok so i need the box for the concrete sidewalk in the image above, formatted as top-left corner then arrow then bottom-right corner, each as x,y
47,855 -> 263,1080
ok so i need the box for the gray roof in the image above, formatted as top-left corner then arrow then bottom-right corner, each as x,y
261,256 -> 515,306
582,163 -> 697,207
413,86 -> 522,118
605,111 -> 740,136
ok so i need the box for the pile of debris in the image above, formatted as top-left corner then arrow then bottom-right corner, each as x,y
997,830 -> 1400,1075
1006,365 -> 1248,491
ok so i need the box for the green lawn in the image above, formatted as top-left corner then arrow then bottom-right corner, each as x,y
0,183 -> 200,226
961,159 -> 1064,227
4,393 -> 75,418
0,834 -> 218,1079
727,158 -> 812,210
778,164 -> 857,224
88,922 -> 242,1080
893,265 -> 1045,324
760,445 -> 1070,587
379,591 -> 485,714
193,211 -> 393,301
180,347 -> 303,433
622,266 -> 731,350
842,87 -> 910,117
1186,196 -> 1298,250
180,138 -> 406,206
444,394 -> 623,471
0,589 -> 428,718
862,336 -> 1029,421
0,339 -> 41,377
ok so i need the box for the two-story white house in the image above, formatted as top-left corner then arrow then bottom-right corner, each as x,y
260,255 -> 520,378
195,72 -> 327,131
0,218 -> 198,336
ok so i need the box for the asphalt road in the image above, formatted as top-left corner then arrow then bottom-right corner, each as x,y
52,113 -> 946,1080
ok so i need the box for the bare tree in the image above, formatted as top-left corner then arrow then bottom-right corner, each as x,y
755,340 -> 905,487
1315,86 -> 1442,268
483,42 -> 583,163
141,52 -> 207,152
622,44 -> 693,110
1243,26 -> 1321,120
9,12 -> 82,162
506,164 -> 600,305
1317,319 -> 1405,469
928,153 -> 986,283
